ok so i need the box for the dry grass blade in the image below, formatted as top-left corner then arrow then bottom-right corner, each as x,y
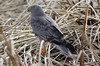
0,0 -> 100,66
0,26 -> 19,66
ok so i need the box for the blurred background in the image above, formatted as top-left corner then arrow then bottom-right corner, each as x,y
0,0 -> 100,66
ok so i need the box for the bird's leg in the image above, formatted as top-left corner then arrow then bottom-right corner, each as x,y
39,40 -> 45,63
39,40 -> 46,55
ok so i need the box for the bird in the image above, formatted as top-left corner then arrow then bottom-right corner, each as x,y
28,4 -> 76,56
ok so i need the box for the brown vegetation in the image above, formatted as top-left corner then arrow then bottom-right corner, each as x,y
0,0 -> 100,66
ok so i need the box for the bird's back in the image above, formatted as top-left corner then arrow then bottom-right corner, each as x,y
31,15 -> 63,41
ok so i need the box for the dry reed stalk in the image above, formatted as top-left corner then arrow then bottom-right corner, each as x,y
0,0 -> 100,66
0,26 -> 19,66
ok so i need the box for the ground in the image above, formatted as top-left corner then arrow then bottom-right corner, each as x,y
0,0 -> 100,66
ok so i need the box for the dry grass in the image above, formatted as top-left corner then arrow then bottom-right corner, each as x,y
0,0 -> 100,66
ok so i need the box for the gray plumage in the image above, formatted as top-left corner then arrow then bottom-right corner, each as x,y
28,4 -> 76,56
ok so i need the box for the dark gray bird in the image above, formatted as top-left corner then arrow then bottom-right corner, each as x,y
28,4 -> 76,56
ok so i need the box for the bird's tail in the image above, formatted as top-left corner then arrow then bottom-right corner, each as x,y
51,39 -> 76,56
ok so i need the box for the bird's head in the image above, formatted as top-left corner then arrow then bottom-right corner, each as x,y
28,4 -> 45,16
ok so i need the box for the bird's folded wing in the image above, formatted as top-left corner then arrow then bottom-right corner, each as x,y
31,15 -> 63,41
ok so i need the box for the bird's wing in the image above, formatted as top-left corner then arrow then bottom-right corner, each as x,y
45,15 -> 63,34
31,15 -> 63,41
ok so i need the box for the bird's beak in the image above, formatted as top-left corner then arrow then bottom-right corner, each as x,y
27,7 -> 30,12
